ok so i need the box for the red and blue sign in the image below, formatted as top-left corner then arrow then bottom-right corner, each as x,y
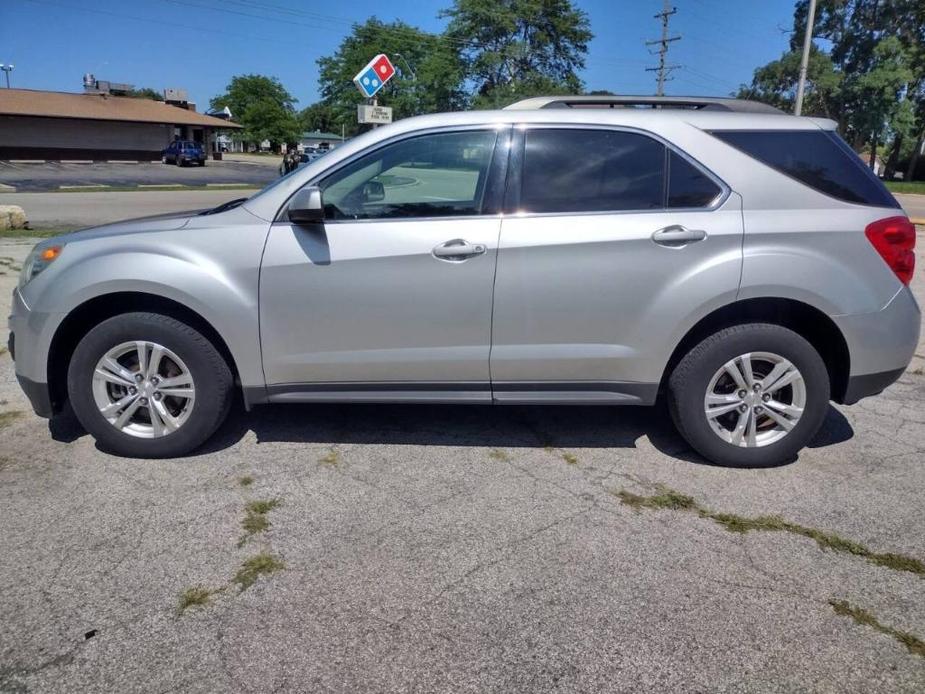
353,54 -> 396,98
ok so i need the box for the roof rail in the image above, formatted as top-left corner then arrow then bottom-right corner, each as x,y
502,95 -> 785,115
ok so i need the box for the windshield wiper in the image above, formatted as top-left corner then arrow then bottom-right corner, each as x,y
200,197 -> 249,215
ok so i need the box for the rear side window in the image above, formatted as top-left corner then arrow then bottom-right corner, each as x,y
668,150 -> 722,208
711,130 -> 899,208
521,129 -> 665,213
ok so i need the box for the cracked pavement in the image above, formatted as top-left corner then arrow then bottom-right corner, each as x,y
1,233 -> 924,692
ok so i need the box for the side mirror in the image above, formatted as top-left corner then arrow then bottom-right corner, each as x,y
362,180 -> 385,203
288,186 -> 324,225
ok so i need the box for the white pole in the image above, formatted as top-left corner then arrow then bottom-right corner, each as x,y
794,0 -> 817,116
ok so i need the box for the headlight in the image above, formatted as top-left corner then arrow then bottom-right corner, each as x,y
19,243 -> 64,288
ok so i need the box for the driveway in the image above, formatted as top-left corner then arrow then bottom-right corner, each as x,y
0,233 -> 924,692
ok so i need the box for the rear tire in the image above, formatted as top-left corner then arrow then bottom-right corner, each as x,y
668,323 -> 830,468
67,312 -> 233,458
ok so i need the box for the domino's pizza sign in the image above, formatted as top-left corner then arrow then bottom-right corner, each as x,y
353,54 -> 396,98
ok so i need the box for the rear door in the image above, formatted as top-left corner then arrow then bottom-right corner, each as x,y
490,126 -> 744,403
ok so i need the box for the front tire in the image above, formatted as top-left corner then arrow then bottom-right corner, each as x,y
67,312 -> 233,458
668,323 -> 830,468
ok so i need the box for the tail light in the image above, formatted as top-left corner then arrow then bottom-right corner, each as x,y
864,216 -> 916,285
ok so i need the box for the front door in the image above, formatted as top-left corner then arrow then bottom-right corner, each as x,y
259,127 -> 508,402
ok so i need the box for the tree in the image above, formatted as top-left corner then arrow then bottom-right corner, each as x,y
126,87 -> 164,101
317,18 -> 466,136
210,75 -> 300,150
441,0 -> 592,107
299,102 -> 338,134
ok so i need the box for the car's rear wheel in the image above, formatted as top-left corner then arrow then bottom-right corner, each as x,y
67,312 -> 233,458
668,323 -> 830,468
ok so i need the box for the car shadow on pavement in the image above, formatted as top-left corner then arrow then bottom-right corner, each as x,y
47,397 -> 854,467
199,399 -> 855,468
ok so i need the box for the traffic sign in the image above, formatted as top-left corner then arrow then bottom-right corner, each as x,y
353,54 -> 396,98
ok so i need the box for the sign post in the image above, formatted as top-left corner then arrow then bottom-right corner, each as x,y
353,54 -> 396,128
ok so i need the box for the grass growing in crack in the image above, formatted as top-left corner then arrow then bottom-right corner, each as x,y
829,599 -> 925,659
318,450 -> 340,466
238,475 -> 254,487
489,449 -> 510,462
233,553 -> 284,591
561,452 -> 579,465
0,411 -> 24,428
614,486 -> 925,577
178,586 -> 219,614
239,498 -> 281,546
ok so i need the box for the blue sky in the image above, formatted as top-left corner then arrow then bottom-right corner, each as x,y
2,0 -> 798,109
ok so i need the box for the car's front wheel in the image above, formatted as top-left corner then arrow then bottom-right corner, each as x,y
67,312 -> 233,458
668,323 -> 830,468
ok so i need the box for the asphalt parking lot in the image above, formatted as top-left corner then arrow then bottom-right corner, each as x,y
0,156 -> 277,192
1,227 -> 924,692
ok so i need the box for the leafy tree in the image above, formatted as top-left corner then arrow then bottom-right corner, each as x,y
126,87 -> 164,101
736,47 -> 842,121
299,102 -> 339,134
317,18 -> 466,136
441,0 -> 592,107
210,75 -> 299,150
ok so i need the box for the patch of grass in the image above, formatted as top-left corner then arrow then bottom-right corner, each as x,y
239,498 -> 281,546
829,599 -> 925,659
238,475 -> 254,487
0,345 -> 8,356
53,184 -> 258,194
561,452 -> 579,465
318,449 -> 340,466
885,180 -> 925,195
0,228 -> 67,239
489,449 -> 511,462
910,366 -> 925,376
0,411 -> 24,428
178,586 -> 219,614
615,488 -> 697,511
614,486 -> 925,577
233,552 -> 284,591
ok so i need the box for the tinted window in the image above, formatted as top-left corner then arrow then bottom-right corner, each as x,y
319,130 -> 498,220
711,130 -> 899,208
521,129 -> 665,213
668,150 -> 721,208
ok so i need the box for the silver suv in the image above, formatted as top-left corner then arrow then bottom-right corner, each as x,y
8,96 -> 919,467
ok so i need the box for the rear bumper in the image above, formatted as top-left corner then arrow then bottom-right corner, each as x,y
842,367 -> 906,405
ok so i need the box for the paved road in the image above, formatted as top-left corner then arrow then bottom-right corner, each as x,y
896,193 -> 925,220
0,159 -> 276,192
3,190 -> 259,229
1,233 -> 924,692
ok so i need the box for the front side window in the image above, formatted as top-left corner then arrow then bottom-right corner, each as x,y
319,130 -> 498,220
520,129 -> 666,213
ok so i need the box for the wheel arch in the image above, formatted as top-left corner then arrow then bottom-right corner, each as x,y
47,292 -> 241,413
660,297 -> 851,404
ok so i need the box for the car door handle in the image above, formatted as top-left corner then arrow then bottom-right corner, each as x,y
651,225 -> 707,247
432,239 -> 487,261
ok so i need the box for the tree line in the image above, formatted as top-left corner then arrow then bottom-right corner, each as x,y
208,0 -> 924,181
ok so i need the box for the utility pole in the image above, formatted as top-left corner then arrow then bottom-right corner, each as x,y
646,1 -> 680,96
794,0 -> 817,116
0,64 -> 13,89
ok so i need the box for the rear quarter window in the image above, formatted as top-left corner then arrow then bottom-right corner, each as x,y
711,129 -> 899,208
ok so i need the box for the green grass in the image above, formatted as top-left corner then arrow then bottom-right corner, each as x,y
178,586 -> 219,614
0,228 -> 68,239
52,184 -> 258,194
318,449 -> 340,466
885,181 -> 925,195
0,411 -> 24,428
614,486 -> 925,577
239,498 -> 281,546
233,553 -> 284,591
489,449 -> 511,462
830,599 -> 925,658
561,452 -> 579,465
238,475 -> 254,487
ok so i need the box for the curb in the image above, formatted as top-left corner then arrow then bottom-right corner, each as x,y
59,184 -> 110,190
911,217 -> 925,226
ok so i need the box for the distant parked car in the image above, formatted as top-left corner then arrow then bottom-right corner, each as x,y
162,141 -> 206,167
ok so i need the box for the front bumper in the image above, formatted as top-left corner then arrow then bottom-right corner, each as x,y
8,288 -> 60,418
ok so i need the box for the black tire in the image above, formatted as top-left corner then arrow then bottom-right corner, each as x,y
668,323 -> 830,468
67,312 -> 233,458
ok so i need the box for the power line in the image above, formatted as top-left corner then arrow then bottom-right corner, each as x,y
645,1 -> 681,96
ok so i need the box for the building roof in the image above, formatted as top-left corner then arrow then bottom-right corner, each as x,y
301,131 -> 344,140
0,88 -> 242,128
